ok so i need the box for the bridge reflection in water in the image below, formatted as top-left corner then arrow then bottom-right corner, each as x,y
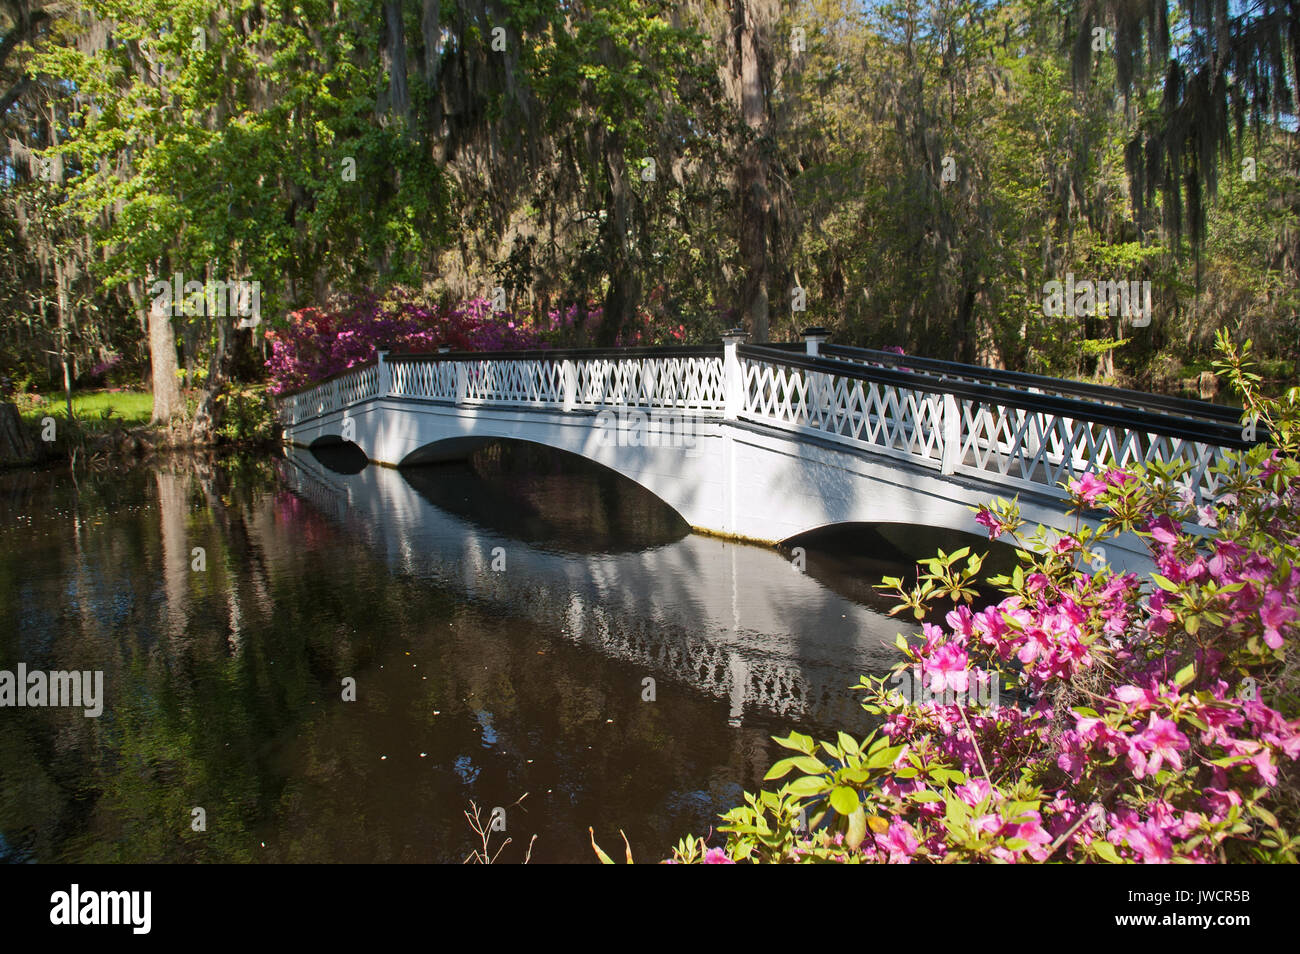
281,443 -> 918,731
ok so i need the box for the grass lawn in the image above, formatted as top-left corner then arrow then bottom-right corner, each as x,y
18,390 -> 154,430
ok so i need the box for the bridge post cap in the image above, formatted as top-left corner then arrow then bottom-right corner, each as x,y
802,326 -> 830,339
722,326 -> 749,342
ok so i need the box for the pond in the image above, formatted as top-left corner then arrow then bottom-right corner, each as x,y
0,443 -> 962,863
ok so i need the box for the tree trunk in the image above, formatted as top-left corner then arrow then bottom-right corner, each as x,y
148,293 -> 182,424
0,403 -> 38,467
736,0 -> 769,342
421,0 -> 441,87
386,0 -> 411,127
54,258 -> 72,418
954,280 -> 977,363
420,0 -> 443,145
191,311 -> 232,442
597,137 -> 640,346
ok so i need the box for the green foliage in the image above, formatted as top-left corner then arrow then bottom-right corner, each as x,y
3,0 -> 1298,412
214,383 -> 277,444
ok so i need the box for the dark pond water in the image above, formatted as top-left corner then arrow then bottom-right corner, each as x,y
0,443 -> 978,863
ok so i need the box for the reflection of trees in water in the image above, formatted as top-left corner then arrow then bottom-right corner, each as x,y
0,454 -> 359,861
0,452 -> 786,862
266,604 -> 778,863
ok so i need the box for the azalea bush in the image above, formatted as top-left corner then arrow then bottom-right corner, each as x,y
666,335 -> 1300,864
265,290 -> 701,397
265,290 -> 547,394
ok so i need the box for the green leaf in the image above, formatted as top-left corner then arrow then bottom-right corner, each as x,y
1174,663 -> 1196,687
865,745 -> 904,769
764,758 -> 795,781
1093,840 -> 1121,863
845,807 -> 867,850
772,731 -> 816,755
1005,800 -> 1040,820
945,795 -> 971,825
1252,805 -> 1280,828
786,775 -> 830,797
931,768 -> 967,785
829,786 -> 860,815
1151,573 -> 1181,592
589,828 -> 615,864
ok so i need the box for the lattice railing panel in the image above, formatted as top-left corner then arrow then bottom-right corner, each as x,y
571,355 -> 726,410
390,360 -> 456,401
739,356 -> 948,467
955,399 -> 1230,499
461,358 -> 566,406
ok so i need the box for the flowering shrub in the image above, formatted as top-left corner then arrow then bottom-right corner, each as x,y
667,335 -> 1300,863
265,290 -> 547,394
80,354 -> 123,388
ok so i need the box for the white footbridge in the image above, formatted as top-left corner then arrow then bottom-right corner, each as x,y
278,329 -> 1252,573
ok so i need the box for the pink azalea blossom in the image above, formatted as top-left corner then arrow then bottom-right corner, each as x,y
1128,715 -> 1190,778
875,820 -> 920,864
1259,588 -> 1295,649
1069,472 -> 1108,505
924,644 -> 970,693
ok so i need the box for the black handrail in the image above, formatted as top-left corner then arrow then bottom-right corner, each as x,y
739,344 -> 1253,449
821,343 -> 1240,423
386,344 -> 723,362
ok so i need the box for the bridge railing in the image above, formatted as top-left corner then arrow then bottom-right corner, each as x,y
279,346 -> 729,426
737,344 -> 1249,502
277,339 -> 1253,504
277,362 -> 380,427
390,346 -> 729,412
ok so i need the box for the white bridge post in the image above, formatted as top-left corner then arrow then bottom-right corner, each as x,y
802,326 -> 829,358
722,326 -> 748,420
562,359 -> 577,412
455,359 -> 468,406
940,392 -> 961,474
376,349 -> 390,398
803,326 -> 830,426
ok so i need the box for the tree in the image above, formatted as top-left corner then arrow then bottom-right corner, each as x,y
1073,0 -> 1300,252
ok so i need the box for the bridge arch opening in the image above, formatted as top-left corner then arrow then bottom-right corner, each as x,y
308,435 -> 368,474
399,438 -> 691,553
781,522 -> 1020,613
